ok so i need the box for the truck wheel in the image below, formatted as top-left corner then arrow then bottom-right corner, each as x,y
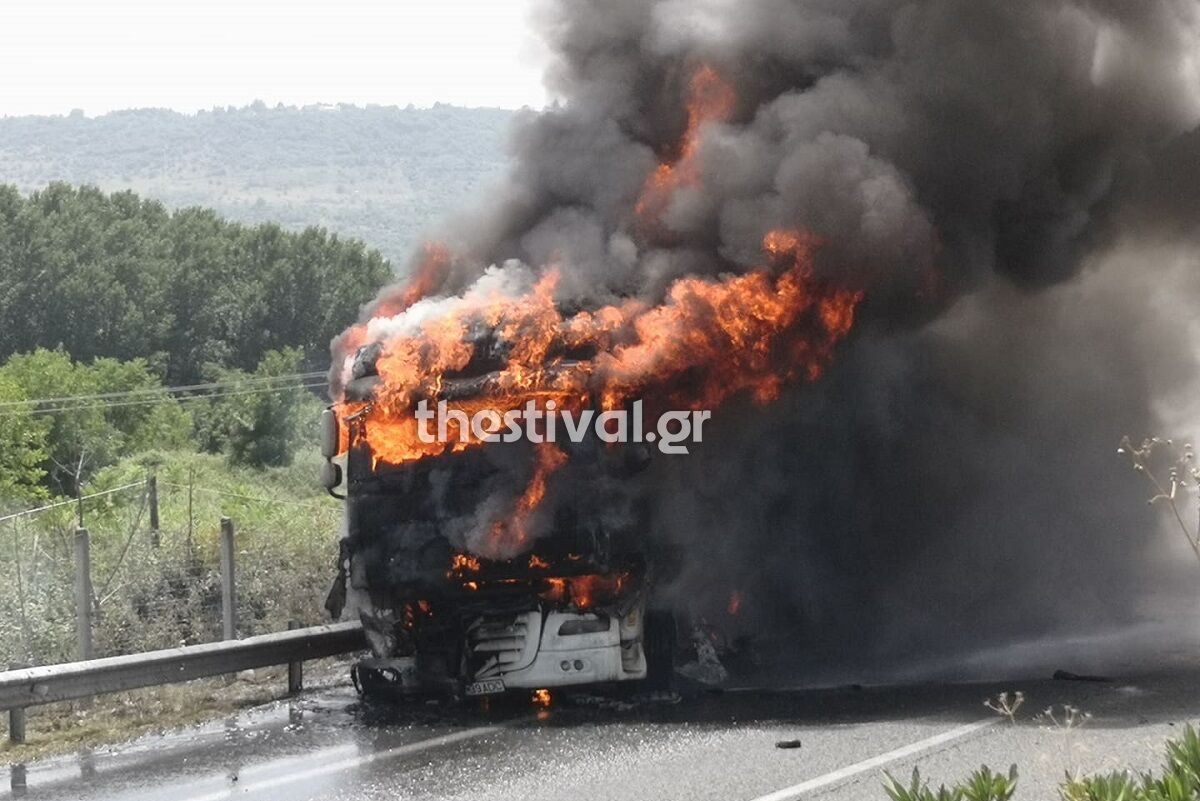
352,657 -> 431,703
352,662 -> 392,702
641,609 -> 677,692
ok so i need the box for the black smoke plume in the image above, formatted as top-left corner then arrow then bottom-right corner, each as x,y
335,0 -> 1200,675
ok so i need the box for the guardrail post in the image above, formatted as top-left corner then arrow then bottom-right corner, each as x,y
148,475 -> 160,548
220,518 -> 237,640
287,620 -> 303,694
74,528 -> 94,661
7,663 -> 26,745
8,705 -> 25,745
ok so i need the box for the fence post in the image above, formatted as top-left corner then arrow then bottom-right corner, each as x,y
287,620 -> 303,695
220,518 -> 237,641
79,749 -> 97,780
148,475 -> 160,548
7,663 -> 26,745
10,763 -> 25,796
74,528 -> 94,661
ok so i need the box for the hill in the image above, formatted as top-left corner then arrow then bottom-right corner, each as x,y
0,103 -> 516,265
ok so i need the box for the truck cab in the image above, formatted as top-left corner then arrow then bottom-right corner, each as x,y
320,378 -> 673,700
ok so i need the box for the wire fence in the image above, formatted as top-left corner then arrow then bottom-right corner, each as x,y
0,475 -> 342,668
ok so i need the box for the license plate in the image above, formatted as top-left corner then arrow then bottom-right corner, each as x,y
464,679 -> 506,697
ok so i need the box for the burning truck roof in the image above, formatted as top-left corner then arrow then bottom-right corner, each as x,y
332,232 -> 862,471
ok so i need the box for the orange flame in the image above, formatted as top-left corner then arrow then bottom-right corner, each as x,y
334,242 -> 452,393
449,553 -> 482,575
532,688 -> 552,708
333,67 -> 864,561
635,64 -> 736,238
727,590 -> 742,616
490,443 -> 569,553
339,230 -> 860,558
378,242 -> 452,318
539,573 -> 630,609
341,229 -> 860,470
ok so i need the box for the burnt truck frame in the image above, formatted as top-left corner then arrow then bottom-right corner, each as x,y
320,374 -> 676,700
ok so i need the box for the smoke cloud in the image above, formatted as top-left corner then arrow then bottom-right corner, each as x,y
338,0 -> 1200,674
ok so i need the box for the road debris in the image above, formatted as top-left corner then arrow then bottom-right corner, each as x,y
1052,670 -> 1113,683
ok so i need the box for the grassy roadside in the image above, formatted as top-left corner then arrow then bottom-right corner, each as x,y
0,446 -> 350,764
1,447 -> 343,667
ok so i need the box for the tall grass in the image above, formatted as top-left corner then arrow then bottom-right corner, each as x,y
0,449 -> 342,666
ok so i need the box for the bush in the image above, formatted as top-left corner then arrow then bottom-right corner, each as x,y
0,349 -> 193,493
884,766 -> 1018,801
192,348 -> 323,469
1061,725 -> 1200,801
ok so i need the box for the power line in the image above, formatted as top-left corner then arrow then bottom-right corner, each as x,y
0,371 -> 328,409
24,380 -> 330,416
0,379 -> 330,418
0,371 -> 326,408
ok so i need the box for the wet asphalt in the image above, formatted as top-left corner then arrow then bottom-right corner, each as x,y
4,624 -> 1200,801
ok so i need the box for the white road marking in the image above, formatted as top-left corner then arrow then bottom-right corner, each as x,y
747,718 -> 998,801
180,724 -> 509,801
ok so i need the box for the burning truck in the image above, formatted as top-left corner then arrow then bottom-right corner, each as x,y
317,65 -> 866,699
318,230 -> 861,699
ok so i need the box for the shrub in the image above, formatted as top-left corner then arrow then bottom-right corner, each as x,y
1060,725 -> 1200,801
883,766 -> 1018,801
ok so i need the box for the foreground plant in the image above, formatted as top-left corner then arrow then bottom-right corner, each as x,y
883,765 -> 1018,801
1060,724 -> 1200,801
984,691 -> 1025,725
1118,437 -> 1200,566
1060,772 -> 1139,801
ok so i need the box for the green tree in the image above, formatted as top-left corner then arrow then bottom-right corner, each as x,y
0,378 -> 49,502
0,349 -> 192,493
195,348 -> 311,468
0,349 -> 122,493
0,183 -> 391,384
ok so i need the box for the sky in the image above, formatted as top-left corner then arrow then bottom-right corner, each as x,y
0,0 -> 550,117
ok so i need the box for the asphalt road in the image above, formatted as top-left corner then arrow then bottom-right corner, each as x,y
5,632 -> 1200,801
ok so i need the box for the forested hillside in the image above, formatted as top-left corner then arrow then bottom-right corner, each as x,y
0,103 -> 515,264
0,183 -> 392,500
0,183 -> 390,384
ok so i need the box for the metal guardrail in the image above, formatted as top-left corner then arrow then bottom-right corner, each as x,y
0,621 -> 365,739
